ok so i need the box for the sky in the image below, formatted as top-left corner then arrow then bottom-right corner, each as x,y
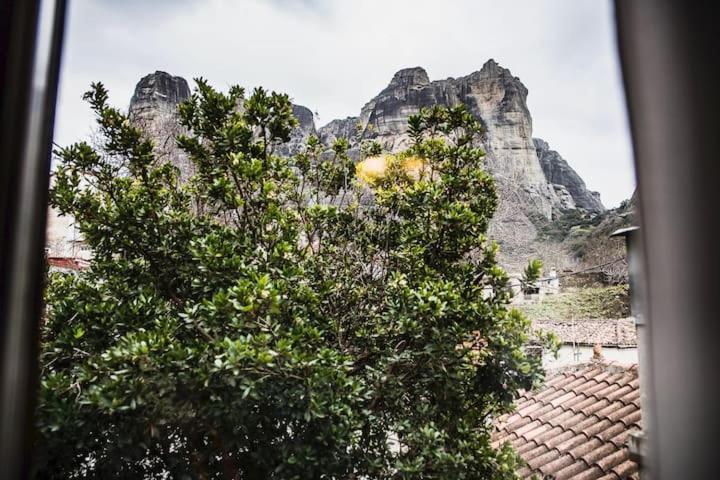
53,0 -> 636,207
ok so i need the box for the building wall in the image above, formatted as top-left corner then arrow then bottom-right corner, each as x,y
544,345 -> 638,370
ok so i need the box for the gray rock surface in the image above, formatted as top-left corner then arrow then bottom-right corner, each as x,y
533,138 -> 604,212
550,184 -> 578,211
274,104 -> 317,156
318,117 -> 359,146
313,60 -> 608,267
316,60 -> 592,223
128,71 -> 317,174
130,71 -> 191,107
129,71 -> 193,181
127,62 -> 604,270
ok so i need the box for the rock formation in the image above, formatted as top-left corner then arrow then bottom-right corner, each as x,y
312,60 -> 605,268
274,104 -> 317,157
318,117 -> 359,146
128,71 -> 318,170
534,138 -> 604,212
316,60 -> 603,223
125,61 -> 605,270
343,62 -> 550,187
129,71 -> 193,181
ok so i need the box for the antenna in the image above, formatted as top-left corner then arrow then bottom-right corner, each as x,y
572,315 -> 581,363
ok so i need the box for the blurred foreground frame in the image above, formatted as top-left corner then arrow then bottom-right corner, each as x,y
615,0 -> 720,479
0,0 -> 67,478
1,0 -> 719,479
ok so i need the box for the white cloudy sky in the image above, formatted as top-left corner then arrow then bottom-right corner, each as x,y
54,0 -> 635,207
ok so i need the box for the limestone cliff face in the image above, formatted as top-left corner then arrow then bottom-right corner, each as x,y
318,117 -> 359,146
126,64 -> 603,269
534,138 -> 604,212
128,72 -> 317,167
312,60 -> 605,267
317,60 -> 590,221
129,71 -> 192,181
130,70 -> 191,107
349,62 -> 548,184
275,104 -> 317,157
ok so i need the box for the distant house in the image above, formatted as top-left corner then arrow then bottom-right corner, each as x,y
533,319 -> 638,369
46,175 -> 91,261
47,256 -> 88,272
493,361 -> 641,479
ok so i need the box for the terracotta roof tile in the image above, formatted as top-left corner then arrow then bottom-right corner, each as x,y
533,425 -> 569,446
493,361 -> 641,479
555,433 -> 591,453
555,458 -> 593,478
607,429 -> 635,448
611,459 -> 639,477
595,422 -> 627,442
515,419 -> 544,438
516,439 -> 540,455
517,465 -> 533,478
571,466 -> 606,480
619,410 -> 641,428
609,387 -> 634,402
533,319 -> 637,347
582,443 -> 617,465
580,418 -> 615,438
526,448 -> 558,470
569,437 -> 603,458
521,422 -> 554,443
541,453 -> 577,476
47,256 -> 88,271
546,408 -> 582,427
595,448 -> 630,472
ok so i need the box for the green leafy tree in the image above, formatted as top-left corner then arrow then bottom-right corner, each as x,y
36,82 -> 544,479
521,259 -> 543,294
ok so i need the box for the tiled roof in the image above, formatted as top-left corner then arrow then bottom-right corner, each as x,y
493,362 -> 641,479
533,319 -> 637,348
47,256 -> 88,271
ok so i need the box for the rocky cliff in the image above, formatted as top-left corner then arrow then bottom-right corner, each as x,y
127,62 -> 604,270
129,71 -> 193,181
316,60 -> 603,221
318,116 -> 359,146
128,72 -> 317,173
313,60 -> 605,267
274,104 -> 317,157
345,62 -> 550,187
534,138 -> 604,212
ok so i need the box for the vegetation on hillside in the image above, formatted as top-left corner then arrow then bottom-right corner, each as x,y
37,83 -> 546,479
533,209 -> 605,243
531,197 -> 636,284
567,199 -> 635,284
518,285 -> 631,321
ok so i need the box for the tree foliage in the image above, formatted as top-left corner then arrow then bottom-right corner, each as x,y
521,259 -> 543,294
36,81 -> 544,479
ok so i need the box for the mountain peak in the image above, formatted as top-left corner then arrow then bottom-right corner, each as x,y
482,58 -> 499,69
476,58 -> 515,80
130,71 -> 190,107
388,67 -> 430,88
